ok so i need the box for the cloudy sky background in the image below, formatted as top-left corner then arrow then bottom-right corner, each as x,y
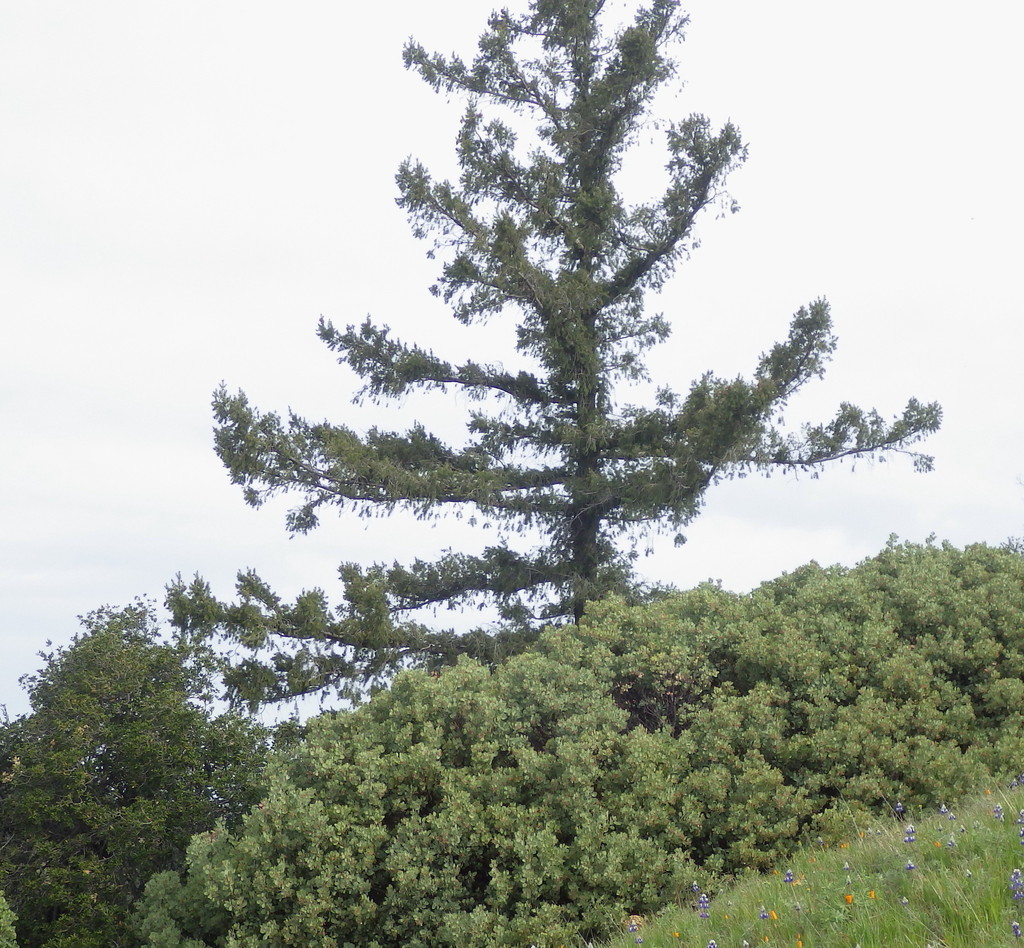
3,0 -> 1022,718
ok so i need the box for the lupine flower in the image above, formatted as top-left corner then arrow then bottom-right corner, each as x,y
904,824 -> 916,843
697,893 -> 710,919
906,861 -> 917,871
1012,920 -> 1021,939
995,805 -> 1005,821
842,862 -> 851,872
894,801 -> 905,816
784,869 -> 795,883
759,906 -> 769,920
1011,869 -> 1024,901
707,941 -> 718,948
939,803 -> 949,814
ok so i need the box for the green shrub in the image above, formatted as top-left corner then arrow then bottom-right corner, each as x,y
0,892 -> 16,948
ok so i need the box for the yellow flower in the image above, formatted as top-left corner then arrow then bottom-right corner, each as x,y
868,890 -> 875,899
844,894 -> 853,904
769,910 -> 778,921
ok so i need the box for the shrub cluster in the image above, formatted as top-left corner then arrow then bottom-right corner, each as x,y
572,539 -> 1024,864
138,649 -> 702,947
137,541 -> 1024,947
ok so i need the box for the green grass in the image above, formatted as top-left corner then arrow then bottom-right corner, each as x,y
598,776 -> 1024,948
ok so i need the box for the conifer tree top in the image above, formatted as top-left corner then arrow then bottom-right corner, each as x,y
174,0 -> 941,709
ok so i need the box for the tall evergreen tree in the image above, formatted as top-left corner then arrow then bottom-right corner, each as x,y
172,0 -> 940,707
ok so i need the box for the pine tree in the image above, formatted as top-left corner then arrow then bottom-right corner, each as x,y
171,0 -> 941,708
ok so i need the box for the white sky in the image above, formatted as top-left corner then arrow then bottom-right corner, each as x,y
3,1 -> 1022,719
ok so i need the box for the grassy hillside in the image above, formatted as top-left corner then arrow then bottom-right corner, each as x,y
600,774 -> 1024,948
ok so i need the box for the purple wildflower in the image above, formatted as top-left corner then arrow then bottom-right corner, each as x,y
784,869 -> 795,884
995,805 -> 1005,821
697,893 -> 710,918
1012,869 -> 1024,901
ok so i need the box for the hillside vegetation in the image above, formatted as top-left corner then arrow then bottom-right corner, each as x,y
136,540 -> 1024,947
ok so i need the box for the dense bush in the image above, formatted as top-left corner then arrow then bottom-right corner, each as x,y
572,538 -> 1024,854
137,649 -> 702,948
137,541 -> 1024,947
0,603 -> 268,948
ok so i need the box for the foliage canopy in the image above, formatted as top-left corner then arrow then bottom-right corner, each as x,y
175,0 -> 940,708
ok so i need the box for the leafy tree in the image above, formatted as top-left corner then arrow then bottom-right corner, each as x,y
0,602 -> 268,948
174,0 -> 941,708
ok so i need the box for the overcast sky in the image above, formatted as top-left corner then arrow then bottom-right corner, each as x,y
3,0 -> 1022,719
